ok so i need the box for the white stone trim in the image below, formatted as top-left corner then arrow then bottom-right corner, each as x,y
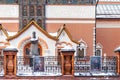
46,20 -> 95,23
0,5 -> 19,18
46,5 -> 95,18
96,43 -> 103,56
96,22 -> 120,28
0,20 -> 19,23
93,27 -> 96,56
78,39 -> 88,47
77,39 -> 88,56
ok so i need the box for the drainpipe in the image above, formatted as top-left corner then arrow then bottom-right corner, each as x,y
94,0 -> 99,56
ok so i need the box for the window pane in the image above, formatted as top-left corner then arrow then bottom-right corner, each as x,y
37,6 -> 42,16
77,48 -> 84,58
29,5 -> 35,16
96,50 -> 101,56
37,19 -> 42,26
22,5 -> 27,16
23,19 -> 27,27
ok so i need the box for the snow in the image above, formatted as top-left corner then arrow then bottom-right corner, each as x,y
0,70 -> 4,76
7,31 -> 17,36
97,15 -> 120,18
3,45 -> 18,51
74,72 -> 117,76
17,72 -> 62,76
49,32 -> 57,37
114,46 -> 120,52
61,45 -> 75,51
30,37 -> 38,41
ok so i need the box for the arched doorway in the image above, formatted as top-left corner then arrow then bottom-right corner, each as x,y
23,42 -> 42,57
23,42 -> 42,65
18,36 -> 48,57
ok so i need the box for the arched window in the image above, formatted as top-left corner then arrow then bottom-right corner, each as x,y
96,49 -> 101,56
29,5 -> 35,16
37,19 -> 42,26
37,0 -> 43,3
37,6 -> 42,16
23,19 -> 27,27
30,0 -> 36,3
77,40 -> 87,57
77,48 -> 84,58
96,43 -> 103,56
22,5 -> 27,16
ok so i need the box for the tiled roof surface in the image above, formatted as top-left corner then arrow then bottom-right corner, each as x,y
97,4 -> 120,18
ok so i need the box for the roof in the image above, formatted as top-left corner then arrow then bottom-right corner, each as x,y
7,20 -> 58,41
57,24 -> 79,44
0,24 -> 9,38
97,4 -> 120,18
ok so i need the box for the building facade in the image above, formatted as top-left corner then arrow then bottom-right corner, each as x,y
0,0 -> 120,77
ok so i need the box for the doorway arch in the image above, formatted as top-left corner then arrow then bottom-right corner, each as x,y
18,36 -> 48,56
23,42 -> 42,57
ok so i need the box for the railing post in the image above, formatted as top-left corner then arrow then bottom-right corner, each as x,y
115,51 -> 120,75
60,48 -> 75,76
115,50 -> 120,75
3,46 -> 18,78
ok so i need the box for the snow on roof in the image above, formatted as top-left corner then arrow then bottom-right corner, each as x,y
61,45 -> 75,52
7,31 -> 17,36
3,45 -> 18,51
97,15 -> 120,18
114,46 -> 120,52
49,32 -> 57,37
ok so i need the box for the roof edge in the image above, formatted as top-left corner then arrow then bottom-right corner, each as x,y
57,24 -> 79,44
7,20 -> 58,41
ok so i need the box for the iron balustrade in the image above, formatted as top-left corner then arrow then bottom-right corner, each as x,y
101,56 -> 117,73
74,56 -> 117,76
0,56 -> 4,76
74,56 -> 90,73
0,55 -> 118,77
17,56 -> 62,76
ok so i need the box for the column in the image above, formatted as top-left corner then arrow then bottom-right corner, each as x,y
3,46 -> 18,78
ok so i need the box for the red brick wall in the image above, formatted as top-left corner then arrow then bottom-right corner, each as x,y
96,28 -> 120,56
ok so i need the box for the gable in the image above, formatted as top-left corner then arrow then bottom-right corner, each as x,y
59,30 -> 71,42
57,26 -> 78,44
7,20 -> 58,41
